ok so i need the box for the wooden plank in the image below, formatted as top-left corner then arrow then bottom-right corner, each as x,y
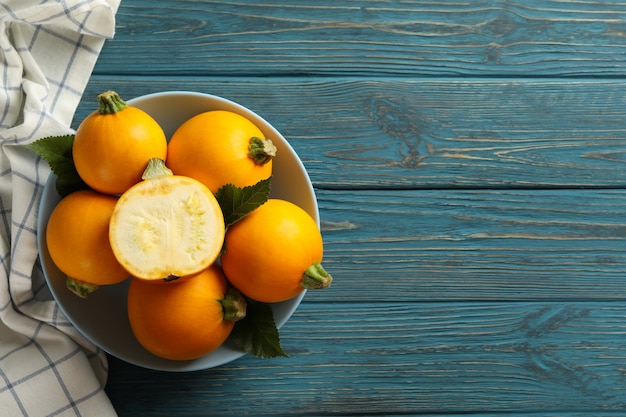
75,77 -> 626,189
105,301 -> 626,415
315,187 -> 626,302
98,0 -> 626,77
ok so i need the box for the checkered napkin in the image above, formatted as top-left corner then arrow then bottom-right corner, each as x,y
0,1 -> 120,415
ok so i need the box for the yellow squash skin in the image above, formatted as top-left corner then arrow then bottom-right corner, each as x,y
221,198 -> 327,303
127,265 -> 243,361
166,110 -> 275,193
73,91 -> 167,195
46,190 -> 129,291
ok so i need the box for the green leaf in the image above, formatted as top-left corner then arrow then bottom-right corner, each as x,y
215,177 -> 271,227
25,135 -> 88,197
231,300 -> 288,358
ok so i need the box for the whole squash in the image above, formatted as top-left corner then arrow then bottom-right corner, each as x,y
73,90 -> 167,195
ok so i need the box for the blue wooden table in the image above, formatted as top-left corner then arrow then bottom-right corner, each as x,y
73,1 -> 626,415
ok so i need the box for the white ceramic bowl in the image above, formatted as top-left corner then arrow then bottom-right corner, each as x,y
37,91 -> 318,371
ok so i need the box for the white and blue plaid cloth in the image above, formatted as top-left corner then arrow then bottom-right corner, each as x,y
0,1 -> 120,415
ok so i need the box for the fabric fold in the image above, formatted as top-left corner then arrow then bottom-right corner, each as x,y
0,1 -> 121,415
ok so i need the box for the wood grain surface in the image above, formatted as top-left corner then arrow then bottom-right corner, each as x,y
71,0 -> 626,415
96,1 -> 626,77
106,301 -> 626,415
316,188 -> 626,302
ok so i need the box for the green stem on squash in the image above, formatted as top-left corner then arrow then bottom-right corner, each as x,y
301,262 -> 333,290
141,158 -> 173,181
66,277 -> 99,299
221,286 -> 247,322
97,90 -> 128,114
248,137 -> 277,165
